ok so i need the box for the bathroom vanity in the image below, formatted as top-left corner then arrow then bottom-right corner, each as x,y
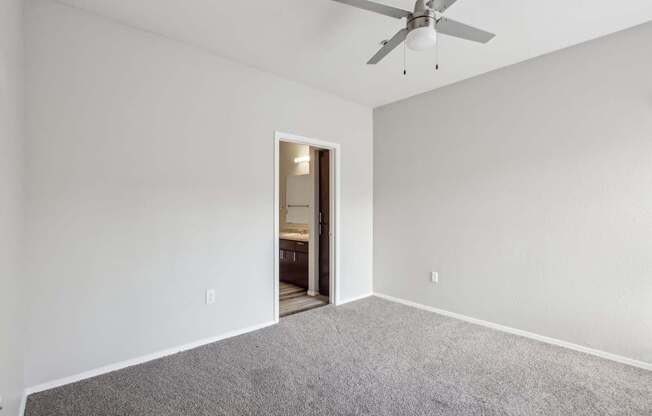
279,234 -> 309,289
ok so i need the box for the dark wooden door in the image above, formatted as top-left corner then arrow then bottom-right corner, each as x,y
318,150 -> 330,297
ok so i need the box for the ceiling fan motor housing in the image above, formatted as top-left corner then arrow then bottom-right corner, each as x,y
407,8 -> 436,34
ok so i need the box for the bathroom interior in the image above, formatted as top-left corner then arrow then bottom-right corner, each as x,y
279,141 -> 330,317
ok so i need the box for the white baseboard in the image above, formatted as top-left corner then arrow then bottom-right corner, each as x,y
23,320 -> 277,400
374,293 -> 652,372
19,393 -> 27,416
337,292 -> 373,305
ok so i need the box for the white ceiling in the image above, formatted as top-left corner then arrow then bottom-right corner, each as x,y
55,0 -> 652,107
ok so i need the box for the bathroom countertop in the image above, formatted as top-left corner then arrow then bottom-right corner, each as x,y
280,232 -> 309,242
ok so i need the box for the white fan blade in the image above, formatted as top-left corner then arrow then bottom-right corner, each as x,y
367,28 -> 408,64
331,0 -> 411,19
436,17 -> 495,43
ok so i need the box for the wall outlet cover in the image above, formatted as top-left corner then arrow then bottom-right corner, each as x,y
206,289 -> 216,305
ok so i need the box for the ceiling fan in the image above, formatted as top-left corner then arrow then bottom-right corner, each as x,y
331,0 -> 495,65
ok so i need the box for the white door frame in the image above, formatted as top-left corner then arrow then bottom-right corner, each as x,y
274,131 -> 341,323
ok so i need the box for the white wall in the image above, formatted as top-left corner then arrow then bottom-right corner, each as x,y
0,0 -> 25,414
374,22 -> 652,364
25,0 -> 373,387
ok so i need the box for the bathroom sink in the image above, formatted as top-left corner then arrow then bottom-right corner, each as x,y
280,232 -> 309,242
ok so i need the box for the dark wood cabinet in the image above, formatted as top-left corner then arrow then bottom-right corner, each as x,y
279,239 -> 309,289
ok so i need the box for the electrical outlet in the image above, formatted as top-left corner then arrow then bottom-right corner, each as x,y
206,289 -> 216,305
431,271 -> 439,284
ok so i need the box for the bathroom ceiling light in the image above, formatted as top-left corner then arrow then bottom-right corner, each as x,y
294,156 -> 310,164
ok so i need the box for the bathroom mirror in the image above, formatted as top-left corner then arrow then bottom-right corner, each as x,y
286,174 -> 311,224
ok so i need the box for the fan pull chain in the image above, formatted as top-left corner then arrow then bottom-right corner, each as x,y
403,41 -> 407,76
435,38 -> 440,71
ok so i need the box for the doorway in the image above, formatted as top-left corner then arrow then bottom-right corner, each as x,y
274,132 -> 339,321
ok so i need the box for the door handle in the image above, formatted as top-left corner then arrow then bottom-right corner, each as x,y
293,252 -> 296,262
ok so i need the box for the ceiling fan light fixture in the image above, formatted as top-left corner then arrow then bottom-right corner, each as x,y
406,26 -> 437,51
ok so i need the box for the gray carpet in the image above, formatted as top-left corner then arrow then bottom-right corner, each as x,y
26,297 -> 652,415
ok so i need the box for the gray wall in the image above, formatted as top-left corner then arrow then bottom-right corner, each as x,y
374,22 -> 652,364
0,0 -> 25,414
25,0 -> 373,387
